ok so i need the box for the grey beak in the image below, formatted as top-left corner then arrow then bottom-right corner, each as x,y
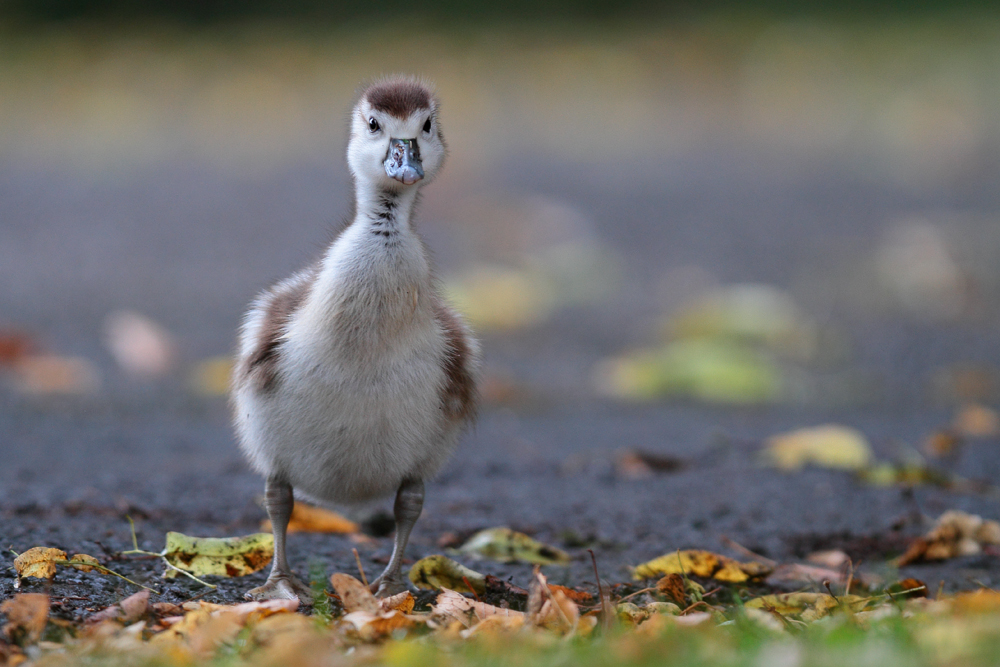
384,138 -> 424,185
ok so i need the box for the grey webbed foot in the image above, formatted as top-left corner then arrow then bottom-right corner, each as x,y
369,574 -> 409,598
245,573 -> 314,604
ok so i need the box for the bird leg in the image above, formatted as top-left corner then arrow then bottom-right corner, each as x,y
370,477 -> 424,596
245,477 -> 314,603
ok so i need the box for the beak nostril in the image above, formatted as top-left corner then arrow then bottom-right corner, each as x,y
384,138 -> 424,184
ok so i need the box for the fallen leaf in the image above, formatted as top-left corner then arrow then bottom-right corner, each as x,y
548,584 -> 593,605
161,532 -> 273,579
765,563 -> 848,588
342,609 -> 416,641
895,510 -> 1000,566
444,266 -> 555,331
458,527 -> 571,565
806,550 -> 850,569
189,356 -> 234,396
1,594 -> 49,645
954,404 -> 1000,438
0,330 -> 34,366
13,547 -> 67,584
924,429 -> 961,458
615,450 -> 684,479
951,589 -> 1000,614
103,310 -> 176,378
763,424 -> 873,471
666,283 -> 817,357
262,502 -> 358,534
656,573 -> 688,606
746,592 -> 868,619
408,555 -> 486,595
433,588 -> 524,626
330,573 -> 379,614
67,553 -> 101,573
593,339 -> 782,404
13,355 -> 100,395
379,591 -> 415,615
632,550 -> 771,582
86,591 -> 150,625
460,613 -> 525,638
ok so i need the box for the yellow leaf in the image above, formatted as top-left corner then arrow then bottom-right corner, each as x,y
632,550 -> 770,582
190,356 -> 234,396
161,532 -> 273,579
67,554 -> 101,573
408,555 -> 486,595
262,502 -> 358,534
443,267 -> 555,331
13,547 -> 67,583
746,592 -> 868,618
763,424 -> 873,471
458,527 -> 570,565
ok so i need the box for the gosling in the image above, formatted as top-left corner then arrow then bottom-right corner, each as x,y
232,77 -> 480,601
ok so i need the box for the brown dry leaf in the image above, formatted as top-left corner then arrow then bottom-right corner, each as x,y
656,573 -> 687,606
896,510 -> 1000,566
13,547 -> 67,585
67,553 -> 101,573
330,573 -> 379,614
408,555 -> 486,595
763,424 -> 873,471
342,609 -> 416,642
632,550 -> 771,582
954,404 -> 1000,438
536,589 -> 580,633
924,429 -> 961,457
379,591 -> 415,615
14,355 -> 100,395
262,502 -> 359,534
615,450 -> 684,479
548,584 -> 593,605
433,588 -> 525,626
1,594 -> 49,645
248,611 -> 318,648
86,591 -> 150,625
154,599 -> 298,654
0,331 -> 34,366
459,613 -> 525,638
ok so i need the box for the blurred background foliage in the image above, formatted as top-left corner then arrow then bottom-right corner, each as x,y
1,0 -> 999,410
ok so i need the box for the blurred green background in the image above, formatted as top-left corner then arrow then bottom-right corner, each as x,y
1,0 -> 999,410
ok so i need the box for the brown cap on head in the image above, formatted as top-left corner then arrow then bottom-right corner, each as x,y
364,78 -> 432,119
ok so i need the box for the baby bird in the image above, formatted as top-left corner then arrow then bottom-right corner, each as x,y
232,77 -> 479,602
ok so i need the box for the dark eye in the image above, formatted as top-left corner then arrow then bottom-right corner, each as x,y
368,117 -> 380,132
422,118 -> 432,133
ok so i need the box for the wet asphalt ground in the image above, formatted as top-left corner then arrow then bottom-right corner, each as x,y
2,146 -> 1000,618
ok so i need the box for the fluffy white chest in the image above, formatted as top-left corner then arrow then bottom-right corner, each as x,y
235,220 -> 461,504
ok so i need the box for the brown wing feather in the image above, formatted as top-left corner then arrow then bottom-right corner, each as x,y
239,271 -> 315,393
433,299 -> 477,422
